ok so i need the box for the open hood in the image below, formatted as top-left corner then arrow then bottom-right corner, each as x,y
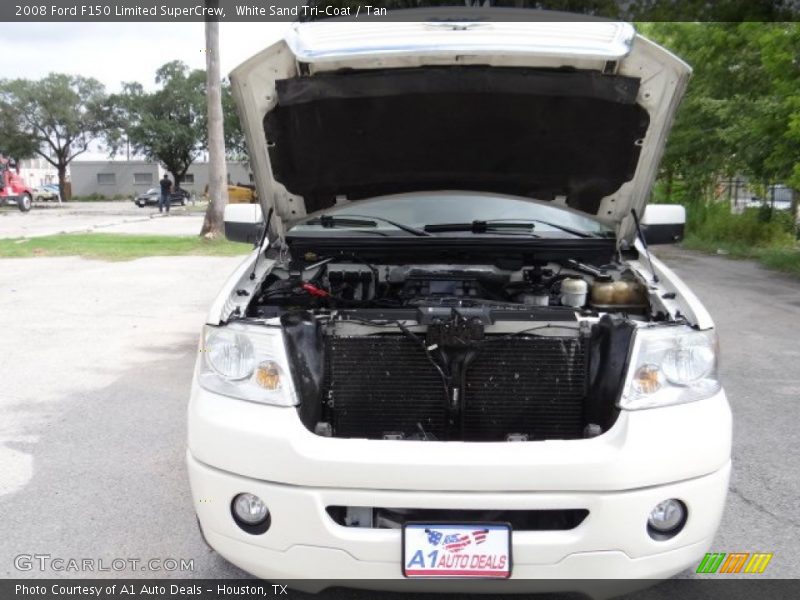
230,17 -> 690,243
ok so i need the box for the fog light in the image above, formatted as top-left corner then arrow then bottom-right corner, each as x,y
647,499 -> 687,538
232,493 -> 269,526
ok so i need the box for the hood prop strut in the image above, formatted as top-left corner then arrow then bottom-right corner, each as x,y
249,207 -> 275,281
630,208 -> 659,284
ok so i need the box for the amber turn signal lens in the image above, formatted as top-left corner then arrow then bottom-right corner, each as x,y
633,364 -> 662,394
254,361 -> 282,391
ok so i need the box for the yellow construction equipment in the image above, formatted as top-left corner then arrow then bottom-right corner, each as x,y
227,183 -> 257,204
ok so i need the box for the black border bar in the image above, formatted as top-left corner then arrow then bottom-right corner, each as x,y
3,1 -> 800,22
4,578 -> 800,599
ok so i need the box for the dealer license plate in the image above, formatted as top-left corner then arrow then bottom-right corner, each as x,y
403,523 -> 512,578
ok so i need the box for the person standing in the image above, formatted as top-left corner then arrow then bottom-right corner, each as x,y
159,174 -> 172,214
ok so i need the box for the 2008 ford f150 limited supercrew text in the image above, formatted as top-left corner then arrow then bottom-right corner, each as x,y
187,15 -> 731,593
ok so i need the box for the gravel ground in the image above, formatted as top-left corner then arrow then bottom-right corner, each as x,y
0,201 -> 205,238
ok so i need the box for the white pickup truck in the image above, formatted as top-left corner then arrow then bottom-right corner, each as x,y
187,14 -> 730,594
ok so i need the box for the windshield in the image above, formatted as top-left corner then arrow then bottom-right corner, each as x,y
290,192 -> 614,238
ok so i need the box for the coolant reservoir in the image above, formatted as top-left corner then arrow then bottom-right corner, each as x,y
590,276 -> 615,304
560,278 -> 588,308
591,277 -> 647,306
611,281 -> 634,304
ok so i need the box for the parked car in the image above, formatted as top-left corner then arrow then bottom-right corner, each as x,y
133,187 -> 189,207
34,184 -> 60,202
188,16 -> 730,594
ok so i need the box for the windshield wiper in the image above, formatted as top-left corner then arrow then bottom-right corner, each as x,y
424,219 -> 596,238
424,220 -> 534,233
307,215 -> 377,228
306,214 -> 432,237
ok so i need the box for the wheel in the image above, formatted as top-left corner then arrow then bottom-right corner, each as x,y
18,193 -> 32,212
137,202 -> 145,208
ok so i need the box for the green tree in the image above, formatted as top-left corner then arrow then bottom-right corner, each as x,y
641,24 -> 738,202
0,104 -> 38,160
643,22 -> 800,214
107,61 -> 207,187
222,80 -> 246,160
747,23 -> 800,198
0,74 -> 106,200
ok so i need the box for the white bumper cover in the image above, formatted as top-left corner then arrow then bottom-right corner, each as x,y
187,385 -> 731,589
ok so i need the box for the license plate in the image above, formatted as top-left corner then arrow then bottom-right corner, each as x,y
403,523 -> 512,578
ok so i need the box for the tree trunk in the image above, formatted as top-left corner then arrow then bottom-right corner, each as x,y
57,163 -> 68,202
170,171 -> 182,190
200,7 -> 228,239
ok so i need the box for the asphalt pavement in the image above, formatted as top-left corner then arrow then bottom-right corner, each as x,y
0,201 -> 205,238
651,246 -> 800,571
0,244 -> 798,593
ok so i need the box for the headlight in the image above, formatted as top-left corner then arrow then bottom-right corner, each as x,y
619,326 -> 720,410
205,329 -> 255,380
198,323 -> 297,406
662,335 -> 716,384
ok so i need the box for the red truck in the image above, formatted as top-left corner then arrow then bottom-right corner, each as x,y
0,155 -> 33,212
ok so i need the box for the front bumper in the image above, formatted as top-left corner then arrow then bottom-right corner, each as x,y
188,383 -> 731,492
189,454 -> 729,590
187,385 -> 732,589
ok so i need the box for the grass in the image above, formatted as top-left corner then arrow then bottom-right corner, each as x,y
0,233 -> 251,261
651,178 -> 800,275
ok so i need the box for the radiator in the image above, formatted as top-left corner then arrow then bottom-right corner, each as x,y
326,334 -> 588,441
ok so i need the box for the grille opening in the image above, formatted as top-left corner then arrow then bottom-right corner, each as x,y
320,333 -> 592,441
326,506 -> 589,530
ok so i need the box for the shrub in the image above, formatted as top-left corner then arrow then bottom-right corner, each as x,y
686,202 -> 795,248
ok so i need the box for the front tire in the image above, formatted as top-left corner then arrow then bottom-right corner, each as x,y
18,193 -> 32,212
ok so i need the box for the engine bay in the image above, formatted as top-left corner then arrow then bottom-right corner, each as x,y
247,254 -> 654,319
230,247 -> 676,443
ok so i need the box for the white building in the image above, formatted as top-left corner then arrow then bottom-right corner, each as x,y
70,161 -> 161,198
19,157 -> 59,187
69,160 -> 252,198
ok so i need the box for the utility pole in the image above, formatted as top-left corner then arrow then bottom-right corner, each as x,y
200,0 -> 228,238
